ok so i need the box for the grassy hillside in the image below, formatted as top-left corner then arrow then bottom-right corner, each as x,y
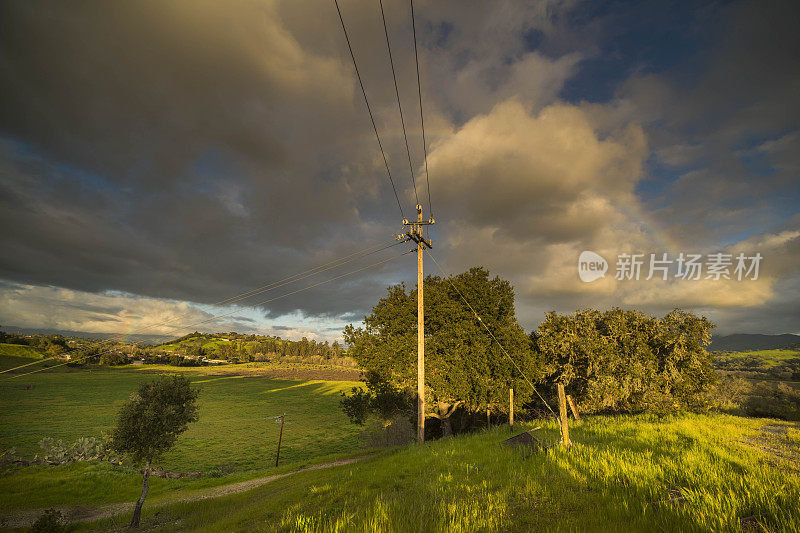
0,366 -> 363,512
0,343 -> 44,360
715,349 -> 800,369
85,413 -> 800,532
3,353 -> 799,531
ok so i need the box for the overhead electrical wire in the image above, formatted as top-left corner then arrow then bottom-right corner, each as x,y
334,0 -> 406,221
378,0 -> 420,209
0,240 -> 403,375
409,0 -> 433,218
426,250 -> 558,419
5,249 -> 412,380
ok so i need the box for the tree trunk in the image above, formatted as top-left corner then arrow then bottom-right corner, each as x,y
438,402 -> 453,437
435,401 -> 461,438
130,459 -> 151,528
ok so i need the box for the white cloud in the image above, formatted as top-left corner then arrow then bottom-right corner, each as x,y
0,282 -> 347,342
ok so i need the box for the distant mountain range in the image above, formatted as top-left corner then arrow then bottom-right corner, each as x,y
709,333 -> 800,352
0,325 -> 174,345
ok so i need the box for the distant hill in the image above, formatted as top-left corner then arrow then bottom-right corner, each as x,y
709,333 -> 800,352
0,325 -> 174,345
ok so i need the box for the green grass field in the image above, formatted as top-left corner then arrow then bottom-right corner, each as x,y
0,363 -> 363,512
2,356 -> 799,531
715,349 -> 800,368
0,343 -> 45,360
83,413 -> 800,532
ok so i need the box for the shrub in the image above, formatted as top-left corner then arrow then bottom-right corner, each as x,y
37,435 -> 115,464
364,416 -> 415,447
31,508 -> 66,532
743,382 -> 800,421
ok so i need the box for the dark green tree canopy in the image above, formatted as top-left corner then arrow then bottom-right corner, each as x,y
345,267 -> 541,413
112,374 -> 199,463
534,307 -> 716,414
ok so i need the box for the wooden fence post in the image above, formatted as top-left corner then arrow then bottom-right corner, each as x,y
566,395 -> 581,421
509,388 -> 514,429
275,414 -> 285,467
557,384 -> 571,446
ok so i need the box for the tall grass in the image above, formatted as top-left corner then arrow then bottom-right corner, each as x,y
122,413 -> 800,532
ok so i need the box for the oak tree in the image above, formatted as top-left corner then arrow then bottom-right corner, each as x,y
344,267 -> 541,436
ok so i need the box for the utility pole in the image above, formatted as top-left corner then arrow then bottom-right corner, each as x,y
399,204 -> 433,443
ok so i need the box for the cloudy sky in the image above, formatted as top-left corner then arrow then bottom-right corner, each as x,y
1,0 -> 798,342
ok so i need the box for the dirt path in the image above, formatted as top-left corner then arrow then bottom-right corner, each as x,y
0,456 -> 370,530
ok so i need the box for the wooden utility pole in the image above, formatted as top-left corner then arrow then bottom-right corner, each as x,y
400,205 -> 433,443
509,388 -> 514,429
417,209 -> 425,444
275,414 -> 285,467
557,384 -> 571,446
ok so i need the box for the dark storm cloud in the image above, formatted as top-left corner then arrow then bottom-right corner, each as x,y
0,0 -> 585,324
0,0 -> 798,337
0,0 -> 417,318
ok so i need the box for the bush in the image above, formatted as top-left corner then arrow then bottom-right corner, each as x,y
37,435 -> 115,464
340,387 -> 371,425
339,372 -> 415,426
99,351 -> 128,366
714,374 -> 754,411
714,375 -> 800,421
363,416 -> 415,447
743,382 -> 800,421
31,508 -> 66,532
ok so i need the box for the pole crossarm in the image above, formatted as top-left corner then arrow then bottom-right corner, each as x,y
398,205 -> 434,249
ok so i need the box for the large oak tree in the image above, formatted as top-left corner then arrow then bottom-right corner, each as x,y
344,267 -> 542,435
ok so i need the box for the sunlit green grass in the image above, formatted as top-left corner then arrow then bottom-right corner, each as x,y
0,343 -> 44,360
0,366 -> 362,512
3,359 -> 799,531
99,413 -> 800,532
717,349 -> 800,368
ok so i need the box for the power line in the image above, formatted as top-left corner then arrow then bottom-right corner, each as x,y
6,250 -> 412,380
425,250 -> 557,418
378,0 -> 420,209
0,240 -> 402,375
410,0 -> 432,218
334,0 -> 406,221
185,240 -> 400,316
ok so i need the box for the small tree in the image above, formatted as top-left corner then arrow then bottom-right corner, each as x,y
112,375 -> 199,528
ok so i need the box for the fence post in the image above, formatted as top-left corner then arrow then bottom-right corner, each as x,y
509,388 -> 514,429
275,414 -> 285,467
557,384 -> 571,446
566,395 -> 581,421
